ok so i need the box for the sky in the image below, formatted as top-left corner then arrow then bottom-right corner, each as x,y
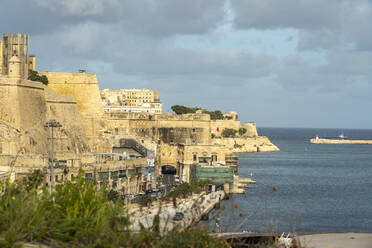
1,0 -> 372,129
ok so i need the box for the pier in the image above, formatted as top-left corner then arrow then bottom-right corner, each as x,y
310,138 -> 372,144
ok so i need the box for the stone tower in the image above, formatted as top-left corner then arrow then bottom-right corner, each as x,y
1,34 -> 29,79
8,56 -> 21,78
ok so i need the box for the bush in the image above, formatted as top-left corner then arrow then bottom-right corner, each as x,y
171,105 -> 225,120
171,105 -> 200,115
0,172 -> 226,247
28,70 -> 48,85
165,180 -> 212,200
203,110 -> 224,120
239,127 -> 247,136
222,128 -> 238,138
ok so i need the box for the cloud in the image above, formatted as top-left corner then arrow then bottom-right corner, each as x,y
231,0 -> 345,30
230,0 -> 372,52
0,0 -> 226,37
34,0 -> 122,16
2,0 -> 372,128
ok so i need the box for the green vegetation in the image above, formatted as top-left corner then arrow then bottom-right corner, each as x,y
203,110 -> 224,120
171,105 -> 200,115
0,171 -> 226,247
171,105 -> 224,120
165,180 -> 212,200
138,194 -> 155,207
28,70 -> 48,85
222,128 -> 238,138
238,127 -> 247,136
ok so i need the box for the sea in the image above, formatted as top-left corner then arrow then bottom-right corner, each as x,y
204,127 -> 372,234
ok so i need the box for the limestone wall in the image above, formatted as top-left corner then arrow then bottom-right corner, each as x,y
240,122 -> 259,137
44,87 -> 90,154
211,120 -> 258,137
42,72 -> 110,152
0,76 -> 90,156
42,72 -> 104,119
106,113 -> 212,144
212,136 -> 279,153
158,144 -> 178,167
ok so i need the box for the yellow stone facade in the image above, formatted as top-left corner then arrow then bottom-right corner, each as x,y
177,143 -> 234,183
0,34 -> 29,79
27,56 -> 36,71
101,88 -> 162,113
40,72 -> 110,153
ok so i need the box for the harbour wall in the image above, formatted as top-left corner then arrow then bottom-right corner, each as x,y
310,138 -> 372,144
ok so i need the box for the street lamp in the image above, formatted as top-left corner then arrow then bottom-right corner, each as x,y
44,119 -> 62,192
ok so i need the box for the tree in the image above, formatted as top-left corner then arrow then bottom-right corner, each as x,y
239,127 -> 247,136
203,110 -> 224,120
171,105 -> 225,120
171,105 -> 200,115
28,70 -> 49,85
221,128 -> 238,138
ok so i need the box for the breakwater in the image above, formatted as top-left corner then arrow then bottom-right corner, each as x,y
310,138 -> 372,144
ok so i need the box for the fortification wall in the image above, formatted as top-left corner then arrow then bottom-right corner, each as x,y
212,136 -> 279,153
44,87 -> 90,154
240,123 -> 258,137
17,80 -> 49,154
0,78 -> 22,130
0,76 -> 90,156
211,120 -> 258,137
106,112 -> 212,144
41,72 -> 104,119
42,72 -> 110,152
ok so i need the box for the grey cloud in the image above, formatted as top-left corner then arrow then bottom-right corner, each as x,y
231,0 -> 372,52
37,21 -> 276,79
322,51 -> 372,76
119,0 -> 226,36
297,29 -> 343,50
0,0 -> 226,37
231,0 -> 345,30
34,0 -> 122,16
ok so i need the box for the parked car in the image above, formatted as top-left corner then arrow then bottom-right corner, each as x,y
173,212 -> 184,221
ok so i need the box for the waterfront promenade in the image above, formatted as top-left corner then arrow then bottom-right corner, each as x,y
130,190 -> 225,233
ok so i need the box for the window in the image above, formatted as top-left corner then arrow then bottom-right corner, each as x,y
193,154 -> 197,162
85,173 -> 93,182
212,155 -> 217,162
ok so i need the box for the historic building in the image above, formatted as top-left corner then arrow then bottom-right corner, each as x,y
101,88 -> 163,113
0,34 -> 30,79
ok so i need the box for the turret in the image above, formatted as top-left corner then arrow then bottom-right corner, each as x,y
8,56 -> 21,78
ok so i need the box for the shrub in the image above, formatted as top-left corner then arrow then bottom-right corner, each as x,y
170,105 -> 225,120
222,128 -> 238,138
28,70 -> 48,85
239,127 -> 247,136
0,172 -> 226,247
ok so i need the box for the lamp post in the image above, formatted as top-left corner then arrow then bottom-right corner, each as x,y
45,119 -> 62,192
